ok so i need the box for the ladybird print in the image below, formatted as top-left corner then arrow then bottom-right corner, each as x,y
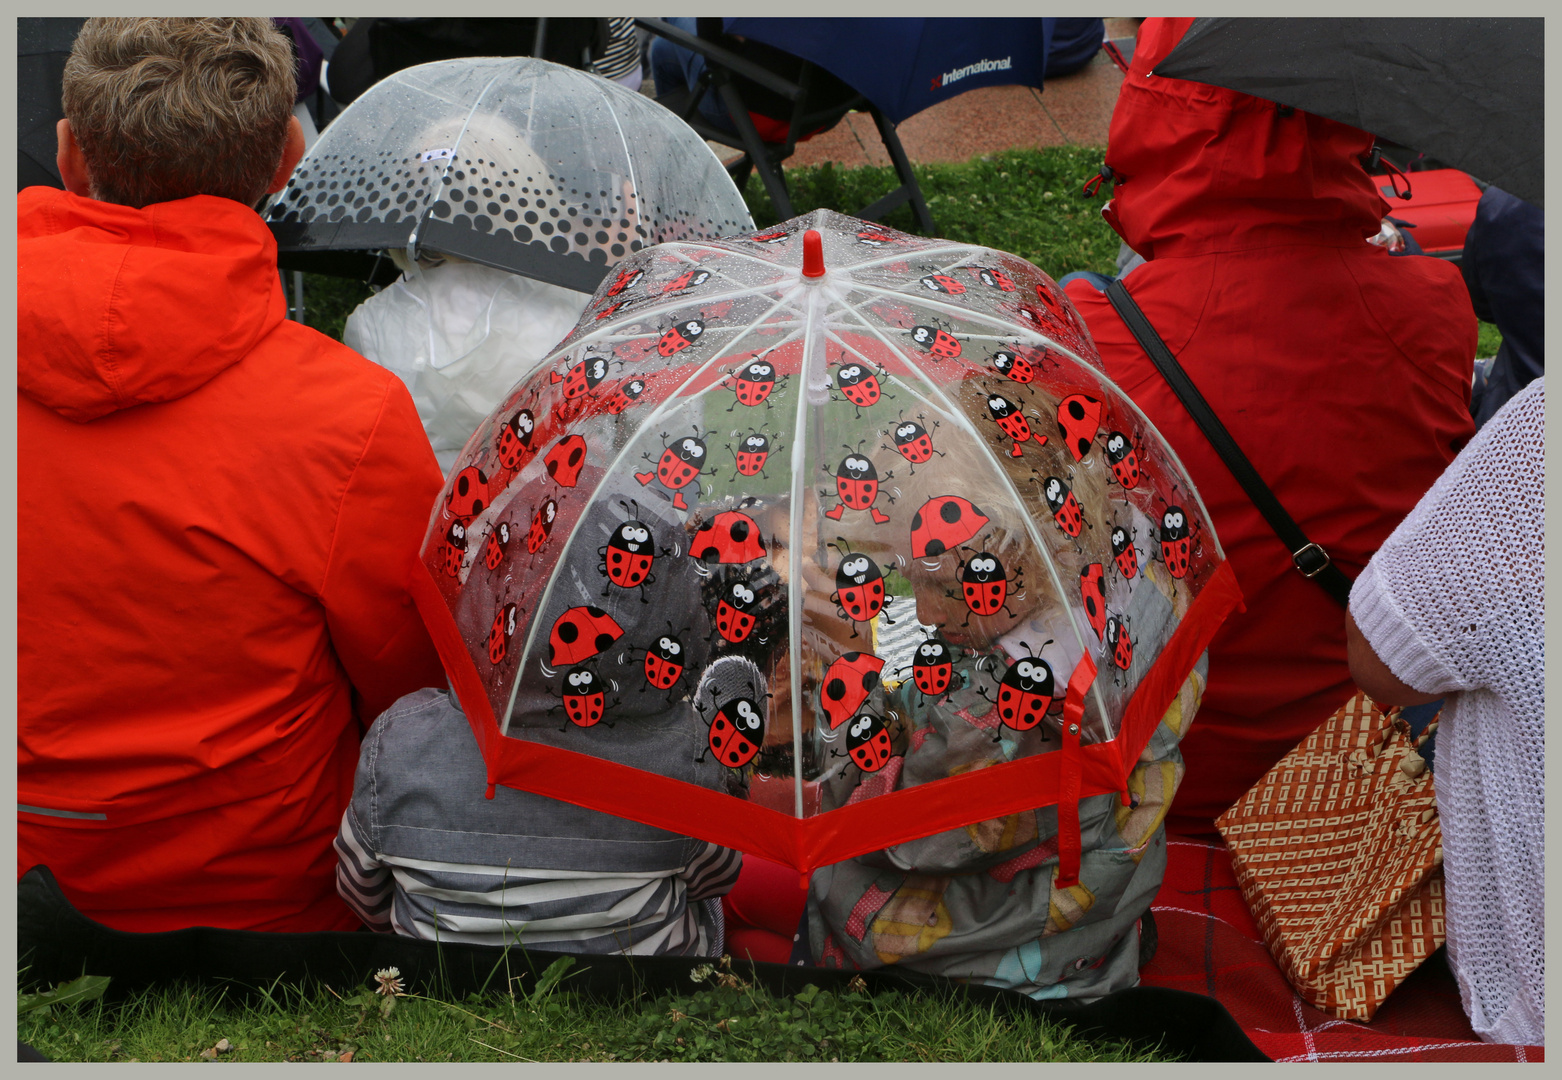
884,416 -> 942,473
662,267 -> 712,295
1110,525 -> 1139,580
445,465 -> 490,523
527,498 -> 559,555
557,667 -> 612,729
919,273 -> 966,296
438,520 -> 467,578
488,602 -> 519,665
551,352 -> 611,400
634,432 -> 707,511
1056,394 -> 1102,462
1103,430 -> 1141,489
830,547 -> 892,632
857,227 -> 896,246
955,550 -> 1022,621
691,510 -> 765,565
703,695 -> 765,768
483,521 -> 512,571
658,319 -> 705,357
845,711 -> 895,773
544,435 -> 588,487
1106,615 -> 1134,673
1041,475 -> 1087,539
986,394 -> 1045,458
605,266 -> 643,297
1159,505 -> 1193,579
991,349 -> 1037,384
599,507 -> 663,601
990,652 -> 1060,734
605,377 -> 647,415
974,266 -> 1016,292
823,450 -> 892,524
909,495 -> 990,558
834,361 -> 884,412
548,606 -> 624,667
1080,563 -> 1108,641
496,408 -> 536,469
730,432 -> 776,478
911,635 -> 956,699
820,651 -> 885,730
642,630 -> 688,692
714,580 -> 759,644
728,356 -> 781,409
909,325 -> 961,359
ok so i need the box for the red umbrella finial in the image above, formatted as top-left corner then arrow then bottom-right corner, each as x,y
801,229 -> 825,279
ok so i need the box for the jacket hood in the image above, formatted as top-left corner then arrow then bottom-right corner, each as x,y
19,188 -> 286,423
1102,18 -> 1392,260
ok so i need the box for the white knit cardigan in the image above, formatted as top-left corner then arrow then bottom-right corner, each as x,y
1350,378 -> 1545,1046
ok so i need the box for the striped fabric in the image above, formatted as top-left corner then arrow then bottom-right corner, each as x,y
592,18 -> 642,82
336,807 -> 738,955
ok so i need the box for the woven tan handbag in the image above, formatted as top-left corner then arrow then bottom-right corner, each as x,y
1216,691 -> 1444,1021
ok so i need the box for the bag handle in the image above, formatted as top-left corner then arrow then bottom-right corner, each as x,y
1104,278 -> 1354,607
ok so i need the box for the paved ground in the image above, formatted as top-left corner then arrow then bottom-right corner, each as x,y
675,18 -> 1136,169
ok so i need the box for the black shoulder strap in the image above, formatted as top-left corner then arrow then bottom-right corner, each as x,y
1103,278 -> 1354,607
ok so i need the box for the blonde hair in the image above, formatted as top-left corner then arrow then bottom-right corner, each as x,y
63,18 -> 296,208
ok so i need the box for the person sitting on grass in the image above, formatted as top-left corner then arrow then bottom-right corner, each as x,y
334,492 -> 742,954
17,18 -> 448,933
1346,379 -> 1544,1047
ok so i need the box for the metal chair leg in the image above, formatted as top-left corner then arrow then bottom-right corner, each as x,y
870,107 -> 936,234
717,76 -> 793,219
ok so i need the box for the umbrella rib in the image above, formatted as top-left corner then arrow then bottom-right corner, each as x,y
406,69 -> 507,258
502,289 -> 806,732
844,242 -> 978,275
829,301 -> 1115,736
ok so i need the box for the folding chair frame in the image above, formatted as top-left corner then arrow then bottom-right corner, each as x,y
637,18 -> 936,233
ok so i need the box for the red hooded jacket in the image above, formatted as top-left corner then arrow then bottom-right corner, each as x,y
18,188 -> 448,932
1066,19 -> 1476,836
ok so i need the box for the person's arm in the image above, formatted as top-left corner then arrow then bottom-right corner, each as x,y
1345,608 -> 1443,707
320,377 -> 449,727
334,806 -> 395,932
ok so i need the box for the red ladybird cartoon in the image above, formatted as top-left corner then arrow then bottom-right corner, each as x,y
605,266 -> 643,297
829,542 -> 894,634
975,266 -> 1016,292
713,580 -> 760,644
1080,563 -> 1108,641
527,498 -> 559,555
658,318 -> 706,357
1105,615 -> 1134,674
909,495 -> 989,558
691,510 -> 765,565
552,352 -> 612,401
595,300 -> 624,321
984,647 -> 1063,736
910,634 -> 956,699
820,651 -> 885,730
857,227 -> 896,246
953,549 -> 1022,622
496,408 -> 536,469
823,447 -> 892,524
483,521 -> 512,571
487,602 -> 519,665
990,349 -> 1038,385
445,465 -> 490,523
883,415 -> 944,474
844,711 -> 895,773
1034,280 -> 1083,334
662,267 -> 712,295
727,355 -> 782,409
438,520 -> 467,578
1158,505 -> 1194,579
1056,394 -> 1103,462
833,360 -> 888,417
605,377 -> 647,415
544,435 -> 588,487
986,394 -> 1046,458
909,324 -> 962,359
1103,430 -> 1141,489
752,229 -> 790,244
642,627 -> 688,692
599,502 -> 665,602
556,667 -> 615,730
730,432 -> 778,479
1110,525 -> 1139,580
548,606 -> 624,668
634,431 -> 707,510
700,695 -> 765,768
919,273 -> 966,296
1041,474 -> 1087,539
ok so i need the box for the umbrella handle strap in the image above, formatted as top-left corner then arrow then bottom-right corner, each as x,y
1054,654 -> 1098,890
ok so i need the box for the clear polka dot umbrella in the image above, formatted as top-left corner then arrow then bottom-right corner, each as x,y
411,210 -> 1243,878
264,57 -> 754,293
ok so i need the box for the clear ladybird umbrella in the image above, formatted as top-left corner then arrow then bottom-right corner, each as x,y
409,210 -> 1243,877
264,57 -> 755,293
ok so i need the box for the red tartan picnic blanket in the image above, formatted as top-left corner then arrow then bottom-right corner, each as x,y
1142,837 -> 1543,1063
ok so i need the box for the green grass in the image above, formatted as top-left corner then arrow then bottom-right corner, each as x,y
19,966 -> 1168,1063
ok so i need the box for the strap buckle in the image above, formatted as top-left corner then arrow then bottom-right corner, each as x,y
1292,543 -> 1332,578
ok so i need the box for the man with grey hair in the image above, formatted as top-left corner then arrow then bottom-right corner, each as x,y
19,18 -> 447,933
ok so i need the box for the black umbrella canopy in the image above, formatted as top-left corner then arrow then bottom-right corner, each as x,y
1155,18 -> 1542,208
